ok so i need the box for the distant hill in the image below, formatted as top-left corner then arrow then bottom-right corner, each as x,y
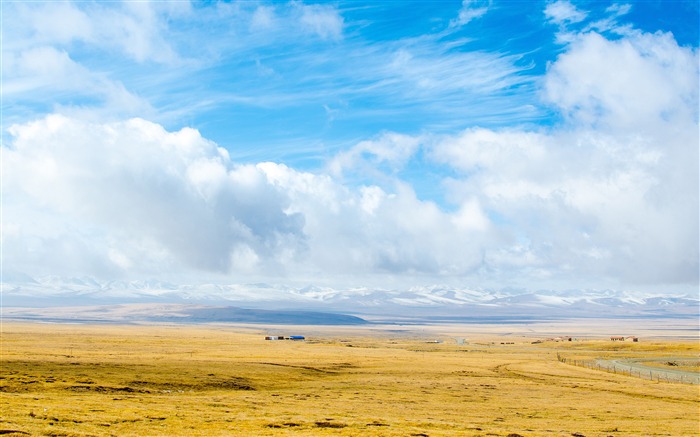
1,304 -> 369,325
184,307 -> 368,325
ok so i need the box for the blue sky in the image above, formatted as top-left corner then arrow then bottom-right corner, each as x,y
2,1 -> 699,295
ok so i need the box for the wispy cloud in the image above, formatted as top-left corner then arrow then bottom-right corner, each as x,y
9,0 -> 184,63
544,0 -> 587,26
3,0 -> 542,146
450,0 -> 491,28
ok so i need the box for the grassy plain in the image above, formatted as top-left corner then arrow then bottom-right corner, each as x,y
1,321 -> 698,437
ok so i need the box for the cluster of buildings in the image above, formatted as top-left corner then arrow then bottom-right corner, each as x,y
610,336 -> 638,342
264,335 -> 305,341
531,335 -> 640,344
532,336 -> 574,344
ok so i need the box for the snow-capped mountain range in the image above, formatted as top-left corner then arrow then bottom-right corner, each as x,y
2,274 -> 697,319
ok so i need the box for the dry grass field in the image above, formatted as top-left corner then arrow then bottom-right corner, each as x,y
1,321 -> 698,437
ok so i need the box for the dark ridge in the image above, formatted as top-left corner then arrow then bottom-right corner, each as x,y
182,306 -> 368,325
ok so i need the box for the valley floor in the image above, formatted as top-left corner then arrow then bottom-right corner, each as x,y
1,321 -> 698,436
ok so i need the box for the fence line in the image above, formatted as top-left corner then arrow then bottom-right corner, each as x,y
556,353 -> 700,385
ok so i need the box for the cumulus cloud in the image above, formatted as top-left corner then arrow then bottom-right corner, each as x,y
259,164 -> 495,281
544,30 -> 698,131
3,116 -> 305,279
431,28 -> 699,287
2,113 -> 497,284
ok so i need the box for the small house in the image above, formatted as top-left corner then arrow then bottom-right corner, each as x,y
610,336 -> 625,341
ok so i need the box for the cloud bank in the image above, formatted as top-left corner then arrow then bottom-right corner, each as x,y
2,1 -> 697,295
4,116 -> 305,279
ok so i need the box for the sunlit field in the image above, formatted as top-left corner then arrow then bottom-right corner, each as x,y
1,322 -> 698,436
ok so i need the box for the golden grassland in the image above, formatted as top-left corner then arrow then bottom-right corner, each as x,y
1,321 -> 698,437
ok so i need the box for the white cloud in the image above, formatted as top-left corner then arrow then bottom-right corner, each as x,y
3,0 -> 542,139
328,132 -> 422,178
260,164 -> 493,280
3,115 -> 305,279
3,46 -> 80,94
544,0 -> 587,25
383,45 -> 530,101
1,5 -> 696,293
250,5 -> 276,32
22,1 -> 93,45
451,0 -> 490,28
431,28 -> 699,287
544,30 -> 698,131
432,128 -> 549,177
2,1 -> 191,125
296,3 -> 344,40
605,3 -> 632,17
105,2 -> 177,63
4,26 -> 696,289
9,1 -> 182,64
2,45 -> 151,121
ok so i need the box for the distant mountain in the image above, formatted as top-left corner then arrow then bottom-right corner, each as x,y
2,274 -> 698,320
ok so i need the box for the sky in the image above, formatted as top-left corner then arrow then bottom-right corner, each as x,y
2,0 -> 699,295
